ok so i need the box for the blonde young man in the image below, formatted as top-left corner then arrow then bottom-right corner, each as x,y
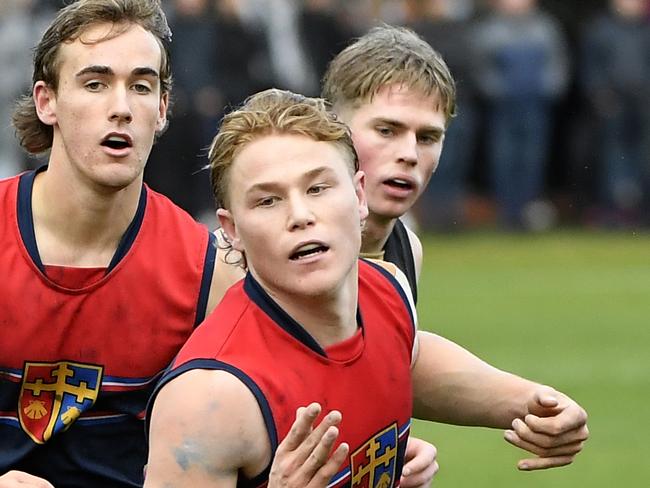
322,25 -> 456,303
324,25 -> 588,472
145,89 -> 421,487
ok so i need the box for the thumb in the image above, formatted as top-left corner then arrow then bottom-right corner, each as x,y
527,387 -> 561,416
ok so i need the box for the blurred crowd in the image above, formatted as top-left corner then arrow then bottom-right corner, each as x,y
2,0 -> 649,231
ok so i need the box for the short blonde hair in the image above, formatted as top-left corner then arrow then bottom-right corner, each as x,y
208,89 -> 358,210
322,24 -> 456,124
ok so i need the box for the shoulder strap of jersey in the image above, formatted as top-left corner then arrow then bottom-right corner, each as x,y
382,219 -> 418,304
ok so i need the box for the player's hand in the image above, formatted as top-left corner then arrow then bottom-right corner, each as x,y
268,403 -> 349,488
0,471 -> 54,487
504,386 -> 589,471
400,436 -> 439,487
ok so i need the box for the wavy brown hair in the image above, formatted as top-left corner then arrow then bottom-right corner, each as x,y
322,24 -> 456,124
12,0 -> 172,155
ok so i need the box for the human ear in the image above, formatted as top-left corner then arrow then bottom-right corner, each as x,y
156,91 -> 169,132
217,208 -> 244,252
353,171 -> 369,221
33,81 -> 57,126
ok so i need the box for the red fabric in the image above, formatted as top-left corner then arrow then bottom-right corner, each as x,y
171,261 -> 415,487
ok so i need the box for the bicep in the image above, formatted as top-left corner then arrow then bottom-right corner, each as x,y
145,370 -> 264,487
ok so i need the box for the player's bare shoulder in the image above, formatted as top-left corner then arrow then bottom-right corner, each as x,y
145,369 -> 270,485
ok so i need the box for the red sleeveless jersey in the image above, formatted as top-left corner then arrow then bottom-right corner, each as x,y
0,170 -> 216,487
154,260 -> 415,488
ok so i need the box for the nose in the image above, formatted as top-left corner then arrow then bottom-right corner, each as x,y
286,194 -> 315,231
109,86 -> 133,124
397,132 -> 418,166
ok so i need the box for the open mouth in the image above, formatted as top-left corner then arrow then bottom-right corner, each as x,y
290,243 -> 329,261
384,178 -> 414,190
101,135 -> 132,150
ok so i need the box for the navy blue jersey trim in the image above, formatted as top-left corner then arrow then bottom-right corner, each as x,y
17,166 -> 147,275
362,259 -> 415,327
194,231 -> 217,326
145,359 -> 277,486
107,186 -> 147,273
17,168 -> 44,272
243,273 -> 327,357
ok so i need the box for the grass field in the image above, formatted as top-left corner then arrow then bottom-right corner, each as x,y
411,230 -> 650,487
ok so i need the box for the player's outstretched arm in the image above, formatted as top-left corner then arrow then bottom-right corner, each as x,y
412,331 -> 588,470
0,471 -> 54,488
268,403 -> 348,488
144,369 -> 268,487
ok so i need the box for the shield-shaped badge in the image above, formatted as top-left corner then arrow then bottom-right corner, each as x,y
19,361 -> 103,444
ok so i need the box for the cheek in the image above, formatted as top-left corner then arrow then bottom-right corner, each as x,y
237,223 -> 273,256
421,146 -> 442,176
352,132 -> 379,172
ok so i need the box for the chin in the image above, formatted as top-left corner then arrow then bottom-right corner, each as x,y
372,206 -> 408,222
289,270 -> 350,299
94,165 -> 143,189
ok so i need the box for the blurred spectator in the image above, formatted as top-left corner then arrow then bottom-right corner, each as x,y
212,0 -> 271,109
407,0 -> 480,230
146,0 -> 219,219
579,0 -> 650,227
239,0 -> 317,95
298,0 -> 353,96
1,0 -> 56,178
473,0 -> 569,230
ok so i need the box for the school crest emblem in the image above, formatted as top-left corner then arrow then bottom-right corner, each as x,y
351,423 -> 398,488
19,361 -> 103,444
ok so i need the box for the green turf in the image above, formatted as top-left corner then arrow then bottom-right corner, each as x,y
412,230 -> 650,487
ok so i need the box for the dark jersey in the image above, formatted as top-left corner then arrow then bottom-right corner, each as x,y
150,260 -> 416,487
0,169 -> 216,487
383,219 -> 418,304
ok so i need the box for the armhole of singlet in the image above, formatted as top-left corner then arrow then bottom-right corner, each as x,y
194,231 -> 217,326
145,358 -> 277,487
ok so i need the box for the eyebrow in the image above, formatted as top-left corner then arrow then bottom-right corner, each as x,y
245,166 -> 334,195
75,65 -> 160,79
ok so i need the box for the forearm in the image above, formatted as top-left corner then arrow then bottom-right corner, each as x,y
412,331 -> 539,428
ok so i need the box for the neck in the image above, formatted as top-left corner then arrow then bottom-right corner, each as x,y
262,267 -> 360,349
31,164 -> 142,267
360,212 -> 397,255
